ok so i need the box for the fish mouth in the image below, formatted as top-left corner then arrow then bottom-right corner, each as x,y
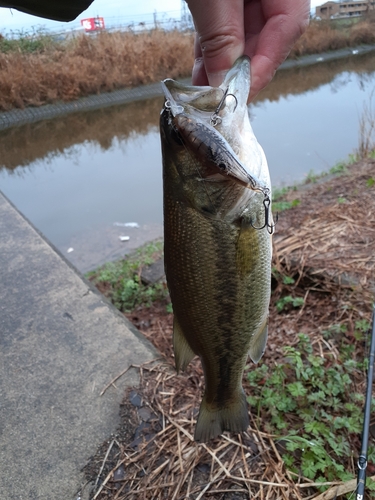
161,56 -> 250,118
160,57 -> 268,195
219,56 -> 250,111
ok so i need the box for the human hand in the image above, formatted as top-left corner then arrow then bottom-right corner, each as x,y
186,0 -> 310,101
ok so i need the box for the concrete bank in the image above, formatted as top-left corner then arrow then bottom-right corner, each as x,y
0,44 -> 374,132
0,191 -> 158,499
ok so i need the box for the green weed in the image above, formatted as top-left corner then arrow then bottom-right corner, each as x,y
302,156 -> 355,188
273,199 -> 300,213
0,29 -> 58,53
247,333 -> 369,489
272,186 -> 300,213
282,276 -> 295,285
87,240 -> 169,312
273,187 -> 292,202
329,162 -> 347,175
275,295 -> 304,312
305,170 -> 319,183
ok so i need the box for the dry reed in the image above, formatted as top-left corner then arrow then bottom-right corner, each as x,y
0,29 -> 194,111
357,88 -> 375,158
290,18 -> 375,58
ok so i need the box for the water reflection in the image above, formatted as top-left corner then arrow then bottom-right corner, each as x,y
0,97 -> 163,171
256,50 -> 375,102
0,51 -> 374,271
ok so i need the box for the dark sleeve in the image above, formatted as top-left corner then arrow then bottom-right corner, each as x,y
0,0 -> 95,21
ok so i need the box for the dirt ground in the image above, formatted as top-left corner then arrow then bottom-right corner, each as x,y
84,158 -> 375,500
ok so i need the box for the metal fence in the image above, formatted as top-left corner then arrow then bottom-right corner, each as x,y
3,9 -> 195,39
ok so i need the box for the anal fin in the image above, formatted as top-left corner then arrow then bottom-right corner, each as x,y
173,316 -> 195,373
249,318 -> 268,363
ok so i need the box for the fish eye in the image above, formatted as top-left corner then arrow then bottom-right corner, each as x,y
218,162 -> 226,171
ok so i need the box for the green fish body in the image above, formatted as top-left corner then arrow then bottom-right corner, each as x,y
160,57 -> 272,442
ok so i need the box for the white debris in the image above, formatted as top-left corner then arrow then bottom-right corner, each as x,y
352,49 -> 359,55
316,57 -> 324,62
113,222 -> 140,228
119,236 -> 130,242
67,247 -> 74,253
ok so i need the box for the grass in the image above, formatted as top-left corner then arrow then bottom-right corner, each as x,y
304,154 -> 359,185
247,329 -> 375,491
1,14 -> 375,110
272,186 -> 300,213
86,240 -> 169,313
271,151 -> 364,221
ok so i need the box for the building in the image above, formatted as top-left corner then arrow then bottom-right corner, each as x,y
316,0 -> 375,19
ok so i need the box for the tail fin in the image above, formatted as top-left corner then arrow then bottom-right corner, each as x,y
194,389 -> 249,442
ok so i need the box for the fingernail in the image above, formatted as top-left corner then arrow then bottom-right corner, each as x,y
250,73 -> 260,91
192,57 -> 209,86
207,70 -> 228,88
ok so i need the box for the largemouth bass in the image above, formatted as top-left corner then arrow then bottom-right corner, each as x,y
160,56 -> 273,443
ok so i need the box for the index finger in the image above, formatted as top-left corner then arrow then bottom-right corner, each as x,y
187,0 -> 245,87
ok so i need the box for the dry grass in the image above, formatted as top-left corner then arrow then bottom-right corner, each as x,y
290,18 -> 375,58
0,29 -> 194,111
274,164 -> 375,287
1,17 -> 375,111
358,88 -> 375,159
91,362 -> 309,500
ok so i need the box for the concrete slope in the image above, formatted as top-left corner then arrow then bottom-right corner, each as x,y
0,191 -> 158,500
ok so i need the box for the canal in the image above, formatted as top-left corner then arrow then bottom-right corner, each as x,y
1,51 -> 374,272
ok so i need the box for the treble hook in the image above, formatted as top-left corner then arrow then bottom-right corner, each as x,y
210,88 -> 238,127
250,194 -> 278,234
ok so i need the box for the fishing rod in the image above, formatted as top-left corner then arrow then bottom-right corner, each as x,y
356,306 -> 375,500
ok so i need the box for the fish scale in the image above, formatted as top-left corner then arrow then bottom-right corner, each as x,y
160,56 -> 272,442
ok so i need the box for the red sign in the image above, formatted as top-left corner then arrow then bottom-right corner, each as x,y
80,17 -> 105,32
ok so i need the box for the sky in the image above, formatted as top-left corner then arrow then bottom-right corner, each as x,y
0,0 -> 182,33
0,0 -> 322,34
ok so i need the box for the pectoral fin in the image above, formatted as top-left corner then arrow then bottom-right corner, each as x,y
249,319 -> 268,363
173,316 -> 195,373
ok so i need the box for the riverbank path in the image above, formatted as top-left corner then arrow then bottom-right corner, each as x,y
0,191 -> 158,500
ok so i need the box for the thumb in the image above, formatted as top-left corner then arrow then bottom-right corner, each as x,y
187,0 -> 245,87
